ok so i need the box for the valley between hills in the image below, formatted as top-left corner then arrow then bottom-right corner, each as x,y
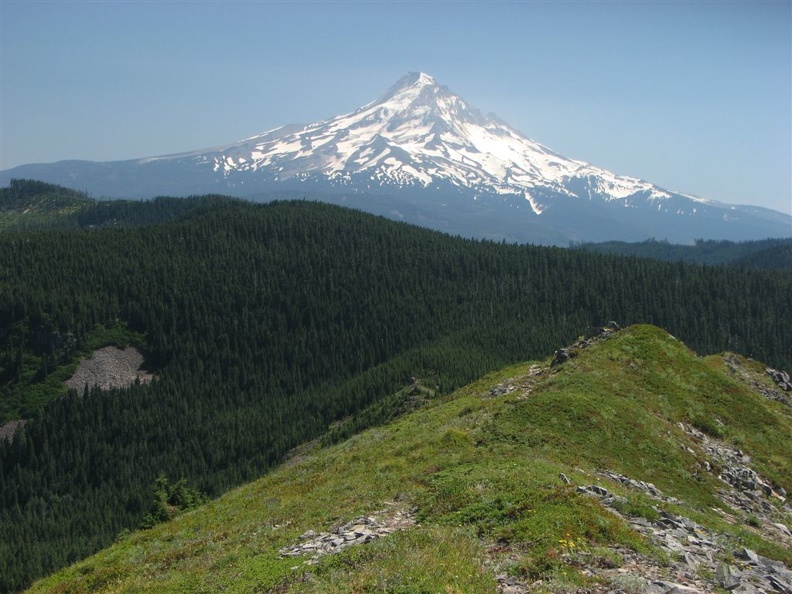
1,182 -> 791,593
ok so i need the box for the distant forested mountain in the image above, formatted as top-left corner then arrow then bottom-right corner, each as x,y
1,194 -> 791,591
0,178 -> 239,231
0,179 -> 92,231
575,237 -> 792,270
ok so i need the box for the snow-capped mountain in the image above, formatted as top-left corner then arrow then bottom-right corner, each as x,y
2,72 -> 789,244
196,72 -> 674,215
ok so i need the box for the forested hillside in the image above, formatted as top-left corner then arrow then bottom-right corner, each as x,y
576,237 -> 792,270
0,180 -> 92,231
1,197 -> 791,591
0,178 -> 238,231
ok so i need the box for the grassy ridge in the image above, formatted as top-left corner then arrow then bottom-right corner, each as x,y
27,325 -> 792,593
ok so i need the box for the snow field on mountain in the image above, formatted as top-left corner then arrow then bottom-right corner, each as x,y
206,71 -> 680,209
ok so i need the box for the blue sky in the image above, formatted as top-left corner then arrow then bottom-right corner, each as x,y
1,1 -> 790,214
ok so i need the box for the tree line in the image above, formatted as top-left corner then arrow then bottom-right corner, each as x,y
575,237 -> 792,270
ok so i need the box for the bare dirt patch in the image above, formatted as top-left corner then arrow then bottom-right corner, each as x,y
66,346 -> 153,392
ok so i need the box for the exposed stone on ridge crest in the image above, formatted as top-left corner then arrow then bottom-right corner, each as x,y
551,322 -> 621,367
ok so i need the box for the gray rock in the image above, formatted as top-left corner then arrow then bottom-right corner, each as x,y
577,484 -> 609,497
736,548 -> 760,565
773,522 -> 791,537
496,572 -> 528,594
279,509 -> 415,563
716,562 -> 742,589
758,554 -> 787,572
682,552 -> 700,568
768,575 -> 792,594
551,349 -> 570,366
767,368 -> 792,391
650,580 -> 701,593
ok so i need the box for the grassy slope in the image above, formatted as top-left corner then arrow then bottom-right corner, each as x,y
27,325 -> 792,593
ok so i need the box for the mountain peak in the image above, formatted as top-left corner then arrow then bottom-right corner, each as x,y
374,71 -> 445,106
393,71 -> 438,90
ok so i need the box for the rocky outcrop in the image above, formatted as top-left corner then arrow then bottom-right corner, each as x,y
551,322 -> 621,367
716,548 -> 792,594
523,421 -> 792,594
679,422 -> 791,542
766,368 -> 792,392
596,470 -> 681,505
574,478 -> 792,594
278,508 -> 415,565
722,354 -> 791,407
550,348 -> 572,367
487,365 -> 544,399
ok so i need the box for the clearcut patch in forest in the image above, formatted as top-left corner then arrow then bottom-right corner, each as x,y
66,346 -> 153,392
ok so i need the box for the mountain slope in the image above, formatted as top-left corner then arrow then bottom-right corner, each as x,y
3,73 -> 789,244
26,325 -> 792,593
2,198 -> 792,592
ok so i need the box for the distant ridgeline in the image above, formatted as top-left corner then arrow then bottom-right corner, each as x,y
0,178 -> 236,231
2,179 -> 91,202
0,184 -> 791,591
575,237 -> 792,270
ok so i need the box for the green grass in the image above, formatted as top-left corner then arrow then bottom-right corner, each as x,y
26,324 -> 792,593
